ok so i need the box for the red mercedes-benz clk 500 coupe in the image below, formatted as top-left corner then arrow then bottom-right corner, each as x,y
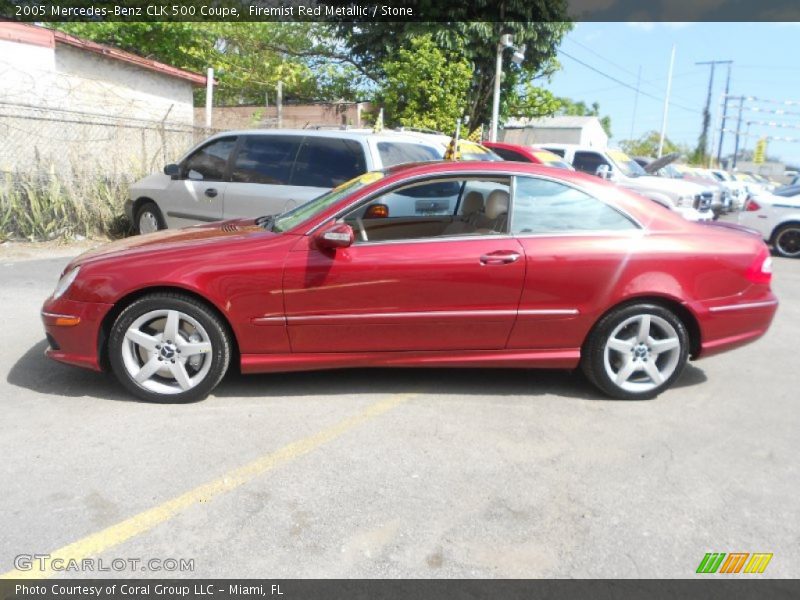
42,161 -> 778,403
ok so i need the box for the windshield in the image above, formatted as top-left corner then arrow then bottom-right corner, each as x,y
272,172 -> 384,232
457,141 -> 502,161
607,149 -> 648,178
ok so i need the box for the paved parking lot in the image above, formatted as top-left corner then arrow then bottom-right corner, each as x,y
0,245 -> 798,578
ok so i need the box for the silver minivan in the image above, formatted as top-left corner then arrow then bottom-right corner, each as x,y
126,129 -> 444,233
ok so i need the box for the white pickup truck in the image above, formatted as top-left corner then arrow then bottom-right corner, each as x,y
538,144 -> 714,221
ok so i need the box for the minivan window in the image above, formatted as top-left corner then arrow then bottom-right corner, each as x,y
377,141 -> 442,167
231,135 -> 302,184
291,137 -> 367,188
183,137 -> 237,181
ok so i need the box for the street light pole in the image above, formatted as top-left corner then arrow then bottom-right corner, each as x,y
490,35 -> 513,143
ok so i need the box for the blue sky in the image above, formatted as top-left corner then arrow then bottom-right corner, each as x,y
545,22 -> 800,166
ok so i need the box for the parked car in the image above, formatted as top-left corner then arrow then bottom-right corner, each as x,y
482,142 -> 574,169
127,129 -> 444,233
709,169 -> 749,211
539,144 -> 714,221
43,161 -> 777,403
404,132 -> 502,161
645,162 -> 731,218
738,185 -> 800,258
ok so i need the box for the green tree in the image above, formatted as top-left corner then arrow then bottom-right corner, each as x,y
619,130 -> 688,159
333,18 -> 572,132
377,35 -> 472,133
556,98 -> 612,138
54,23 -> 365,105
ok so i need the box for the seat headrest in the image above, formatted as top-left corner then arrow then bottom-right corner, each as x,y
461,191 -> 484,216
485,190 -> 509,219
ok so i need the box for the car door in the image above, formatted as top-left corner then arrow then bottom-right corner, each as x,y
223,134 -> 304,219
506,175 -> 642,353
163,136 -> 236,227
282,175 -> 526,353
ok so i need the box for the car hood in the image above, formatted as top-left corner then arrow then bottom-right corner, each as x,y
69,219 -> 269,268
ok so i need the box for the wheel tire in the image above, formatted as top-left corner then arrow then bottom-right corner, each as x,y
135,201 -> 165,234
109,293 -> 231,403
581,303 -> 689,400
772,223 -> 800,258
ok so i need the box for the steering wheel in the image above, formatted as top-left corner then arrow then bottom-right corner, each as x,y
356,217 -> 368,242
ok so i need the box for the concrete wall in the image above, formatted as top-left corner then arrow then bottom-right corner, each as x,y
0,37 -> 197,177
198,103 -> 372,131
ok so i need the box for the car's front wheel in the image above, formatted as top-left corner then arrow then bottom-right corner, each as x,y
773,223 -> 800,258
582,303 -> 689,400
109,293 -> 231,403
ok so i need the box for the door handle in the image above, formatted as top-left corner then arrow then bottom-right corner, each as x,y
204,188 -> 218,198
480,251 -> 521,265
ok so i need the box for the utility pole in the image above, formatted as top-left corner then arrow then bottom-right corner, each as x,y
695,60 -> 732,163
657,45 -> 676,158
630,65 -> 641,140
732,96 -> 745,169
716,62 -> 733,165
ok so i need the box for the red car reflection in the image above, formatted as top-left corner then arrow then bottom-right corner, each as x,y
42,161 -> 778,403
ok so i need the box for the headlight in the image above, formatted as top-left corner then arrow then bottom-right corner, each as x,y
52,266 -> 81,300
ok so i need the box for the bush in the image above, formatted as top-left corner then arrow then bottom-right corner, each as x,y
0,169 -> 133,242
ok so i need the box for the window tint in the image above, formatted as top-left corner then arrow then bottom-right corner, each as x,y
291,137 -> 366,188
231,135 -> 301,184
184,137 -> 237,181
512,177 -> 637,234
572,151 -> 610,175
377,142 -> 442,167
491,147 -> 530,162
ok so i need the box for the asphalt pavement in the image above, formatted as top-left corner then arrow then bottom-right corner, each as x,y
0,244 -> 797,578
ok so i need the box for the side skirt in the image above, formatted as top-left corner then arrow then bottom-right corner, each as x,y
240,348 -> 580,374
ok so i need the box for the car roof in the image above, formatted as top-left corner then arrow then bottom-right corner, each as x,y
206,128 -> 440,145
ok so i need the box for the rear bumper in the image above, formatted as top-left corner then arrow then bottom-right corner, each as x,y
41,296 -> 114,371
693,294 -> 778,358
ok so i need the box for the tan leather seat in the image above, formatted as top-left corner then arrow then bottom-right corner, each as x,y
442,191 -> 484,235
477,190 -> 509,233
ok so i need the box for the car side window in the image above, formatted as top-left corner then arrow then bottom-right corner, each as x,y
183,137 -> 237,181
491,147 -> 529,162
573,151 -> 610,175
512,176 -> 637,234
377,142 -> 442,167
230,135 -> 302,184
291,137 -> 367,188
340,177 -> 511,243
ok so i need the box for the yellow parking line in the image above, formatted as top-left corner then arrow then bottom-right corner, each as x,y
1,392 -> 417,579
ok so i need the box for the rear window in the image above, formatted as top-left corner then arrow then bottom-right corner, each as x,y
291,137 -> 367,188
490,147 -> 530,162
377,141 -> 442,167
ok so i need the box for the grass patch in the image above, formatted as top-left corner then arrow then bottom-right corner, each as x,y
0,168 -> 134,242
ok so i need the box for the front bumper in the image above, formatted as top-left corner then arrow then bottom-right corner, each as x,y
41,296 -> 114,371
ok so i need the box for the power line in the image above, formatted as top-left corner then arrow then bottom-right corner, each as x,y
557,49 -> 702,115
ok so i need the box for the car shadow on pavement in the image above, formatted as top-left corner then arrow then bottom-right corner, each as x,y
7,340 -> 132,402
8,339 -> 708,403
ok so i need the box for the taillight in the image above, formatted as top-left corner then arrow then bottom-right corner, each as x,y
746,250 -> 773,285
745,198 -> 761,211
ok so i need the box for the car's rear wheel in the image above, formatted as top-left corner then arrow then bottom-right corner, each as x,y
773,223 -> 800,258
582,303 -> 689,400
109,293 -> 231,403
135,201 -> 165,234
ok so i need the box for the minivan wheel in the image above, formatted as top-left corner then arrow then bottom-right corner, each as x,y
135,201 -> 165,234
773,224 -> 800,258
582,303 -> 689,400
109,293 -> 231,403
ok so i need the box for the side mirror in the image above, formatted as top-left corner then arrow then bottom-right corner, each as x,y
596,164 -> 612,180
364,203 -> 389,219
315,222 -> 354,250
164,163 -> 180,179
